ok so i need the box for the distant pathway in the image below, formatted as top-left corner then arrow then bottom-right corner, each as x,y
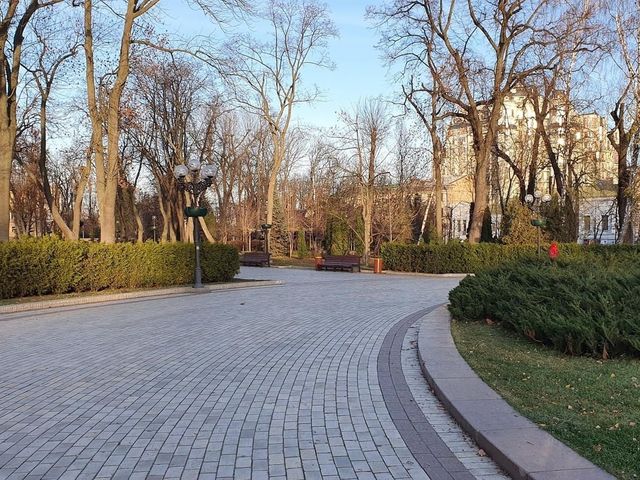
0,267 -> 507,480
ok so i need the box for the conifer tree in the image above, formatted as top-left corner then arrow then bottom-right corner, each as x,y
270,197 -> 289,257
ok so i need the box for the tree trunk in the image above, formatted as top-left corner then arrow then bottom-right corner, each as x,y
199,216 -> 215,243
468,146 -> 490,243
0,133 -> 12,241
0,0 -> 52,241
362,189 -> 372,262
265,138 -> 285,251
132,198 -> 144,243
84,0 -> 148,243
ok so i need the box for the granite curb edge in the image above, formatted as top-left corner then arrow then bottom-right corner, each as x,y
417,306 -> 615,480
0,280 -> 284,315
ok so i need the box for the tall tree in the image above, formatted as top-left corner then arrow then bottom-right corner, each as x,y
372,0 -> 569,242
372,7 -> 448,241
23,13 -> 82,240
0,0 -> 63,241
219,0 -> 337,247
337,98 -> 391,262
131,55 -> 207,243
606,0 -> 640,243
83,0 -> 159,243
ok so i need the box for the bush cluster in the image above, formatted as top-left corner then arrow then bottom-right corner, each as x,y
0,237 -> 239,299
448,260 -> 640,358
380,241 -> 640,274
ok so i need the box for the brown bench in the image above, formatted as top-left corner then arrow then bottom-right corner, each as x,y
317,255 -> 361,272
240,251 -> 271,267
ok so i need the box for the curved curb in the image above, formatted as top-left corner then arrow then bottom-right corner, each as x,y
417,306 -> 615,480
0,280 -> 284,315
377,306 -> 475,480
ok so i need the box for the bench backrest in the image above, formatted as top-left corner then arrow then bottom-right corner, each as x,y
324,255 -> 360,265
242,252 -> 270,259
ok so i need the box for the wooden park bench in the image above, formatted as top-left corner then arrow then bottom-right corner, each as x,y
317,255 -> 361,273
240,251 -> 271,267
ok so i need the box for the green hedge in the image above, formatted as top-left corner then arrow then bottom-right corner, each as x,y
448,261 -> 640,358
0,237 -> 239,299
381,242 -> 640,273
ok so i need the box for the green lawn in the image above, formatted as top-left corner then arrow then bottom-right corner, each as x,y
451,320 -> 640,480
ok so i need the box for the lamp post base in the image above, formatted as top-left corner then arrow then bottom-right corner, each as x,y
193,218 -> 203,289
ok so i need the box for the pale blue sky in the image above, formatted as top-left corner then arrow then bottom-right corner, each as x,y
160,1 -> 394,129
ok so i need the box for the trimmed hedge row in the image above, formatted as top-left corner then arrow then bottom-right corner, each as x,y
448,261 -> 640,358
380,242 -> 640,273
0,237 -> 239,299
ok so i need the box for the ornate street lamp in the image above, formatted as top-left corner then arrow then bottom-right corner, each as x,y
151,215 -> 157,242
525,191 -> 552,256
174,159 -> 217,288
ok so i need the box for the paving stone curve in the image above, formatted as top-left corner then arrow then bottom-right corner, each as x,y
0,267 -> 503,479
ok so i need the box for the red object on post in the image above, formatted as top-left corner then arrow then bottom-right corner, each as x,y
315,256 -> 323,270
548,242 -> 559,261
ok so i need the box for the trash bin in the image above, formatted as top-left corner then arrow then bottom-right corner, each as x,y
314,256 -> 323,270
373,257 -> 383,274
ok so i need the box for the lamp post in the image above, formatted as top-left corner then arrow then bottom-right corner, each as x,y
152,215 -> 157,242
525,191 -> 552,256
261,223 -> 272,266
174,159 -> 217,288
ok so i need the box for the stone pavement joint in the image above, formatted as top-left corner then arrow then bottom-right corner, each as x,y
417,306 -> 615,480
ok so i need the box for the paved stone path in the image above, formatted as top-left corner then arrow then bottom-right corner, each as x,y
0,268 -> 507,480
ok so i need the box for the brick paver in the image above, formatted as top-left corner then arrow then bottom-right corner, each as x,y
0,268 -> 504,479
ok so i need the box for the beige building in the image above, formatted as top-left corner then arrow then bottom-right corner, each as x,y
439,88 -> 622,242
443,88 -> 617,200
415,175 -> 475,241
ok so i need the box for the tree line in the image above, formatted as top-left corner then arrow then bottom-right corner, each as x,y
2,0 -> 639,257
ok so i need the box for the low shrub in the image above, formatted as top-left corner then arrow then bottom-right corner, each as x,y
381,241 -> 640,273
448,260 -> 640,358
0,237 -> 239,299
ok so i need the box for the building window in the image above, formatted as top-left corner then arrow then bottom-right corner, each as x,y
584,215 -> 591,233
601,215 -> 609,231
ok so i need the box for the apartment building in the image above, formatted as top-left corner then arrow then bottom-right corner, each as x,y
444,88 -> 616,192
440,87 -> 621,242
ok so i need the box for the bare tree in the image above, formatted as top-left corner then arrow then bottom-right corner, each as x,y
131,55 -> 208,242
218,0 -> 337,248
336,98 -> 391,262
0,0 -> 64,241
22,13 -> 82,239
606,0 -> 640,243
371,7 -> 449,240
402,78 -> 447,241
304,135 -> 337,251
83,0 -> 160,243
372,0 -> 571,242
